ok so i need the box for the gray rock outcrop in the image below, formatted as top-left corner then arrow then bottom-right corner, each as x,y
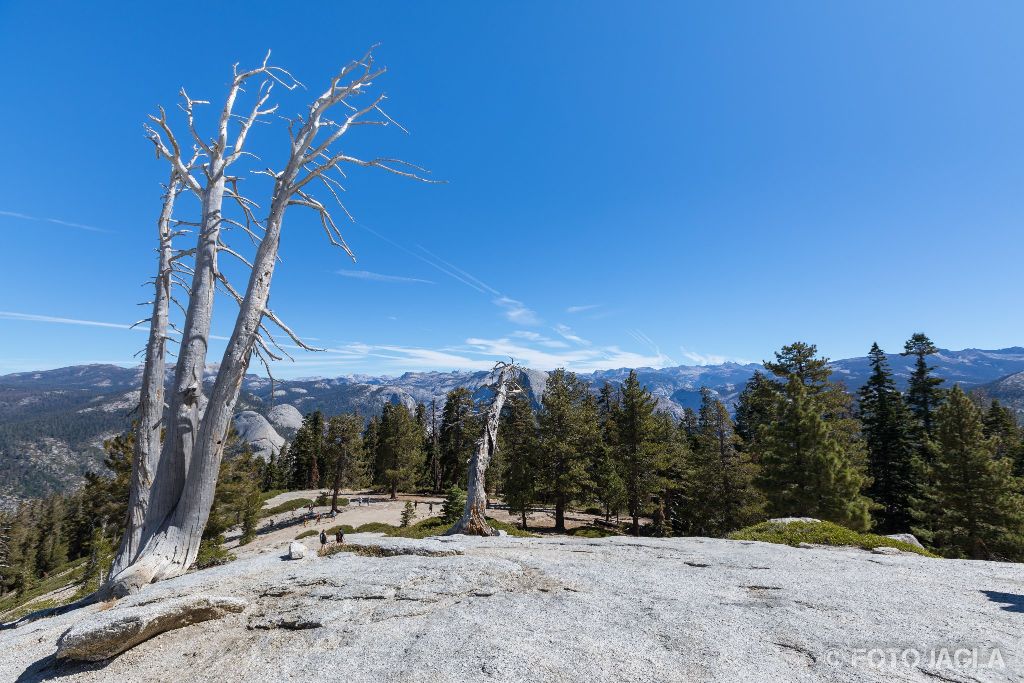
4,535 -> 1022,681
232,411 -> 284,461
55,595 -> 246,662
288,541 -> 308,560
884,533 -> 925,549
266,403 -> 303,435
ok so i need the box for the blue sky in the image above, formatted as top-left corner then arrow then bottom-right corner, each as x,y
1,2 -> 1022,377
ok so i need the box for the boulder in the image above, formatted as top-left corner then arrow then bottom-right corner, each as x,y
884,533 -> 925,549
289,541 -> 309,559
56,595 -> 246,662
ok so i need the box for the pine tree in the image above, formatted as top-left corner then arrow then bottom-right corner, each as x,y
757,377 -> 871,530
439,388 -> 477,489
902,333 -> 945,442
362,416 -> 380,484
677,388 -> 763,536
917,386 -> 1024,560
734,370 -> 776,448
538,369 -> 601,531
377,402 -> 425,499
614,370 -> 664,536
400,501 -> 416,527
983,399 -> 1024,474
858,343 -> 918,532
325,413 -> 364,510
440,486 -> 466,524
500,393 -> 540,530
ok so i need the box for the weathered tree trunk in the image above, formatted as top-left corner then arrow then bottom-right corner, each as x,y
109,173 -> 179,578
555,500 -> 566,532
105,51 -> 432,597
521,509 -> 527,531
447,363 -> 518,536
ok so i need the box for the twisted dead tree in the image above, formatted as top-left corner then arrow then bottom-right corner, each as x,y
104,50 -> 434,597
446,362 -> 522,536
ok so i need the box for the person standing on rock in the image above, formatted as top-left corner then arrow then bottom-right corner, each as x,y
335,528 -> 345,545
320,529 -> 328,550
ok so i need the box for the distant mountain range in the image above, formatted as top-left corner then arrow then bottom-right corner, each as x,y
4,346 -> 1024,508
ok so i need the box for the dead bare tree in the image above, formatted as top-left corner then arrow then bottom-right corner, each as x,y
104,50 -> 434,597
446,362 -> 521,536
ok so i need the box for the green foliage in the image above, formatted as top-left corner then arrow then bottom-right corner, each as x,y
200,450 -> 264,556
260,497 -> 314,518
290,411 -> 326,489
902,333 -> 945,441
568,526 -> 622,538
324,524 -> 355,535
858,343 -> 918,532
915,386 -> 1024,561
440,486 -> 466,525
439,388 -> 478,489
325,412 -> 365,506
400,501 -> 416,527
753,343 -> 872,531
538,369 -> 602,531
729,520 -> 935,557
354,522 -> 397,534
499,392 -> 540,529
295,529 -> 318,540
613,371 -> 668,535
674,388 -> 764,536
373,403 -> 426,498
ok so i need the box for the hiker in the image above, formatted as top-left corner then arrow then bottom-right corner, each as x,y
428,502 -> 433,514
302,514 -> 308,527
414,500 -> 418,508
316,512 -> 322,524
320,529 -> 328,549
335,528 -> 345,544
330,509 -> 337,519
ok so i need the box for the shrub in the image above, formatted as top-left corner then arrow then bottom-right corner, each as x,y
440,486 -> 465,524
260,498 -> 313,518
295,529 -> 318,540
583,506 -> 603,516
727,520 -> 936,557
325,524 -> 355,536
355,522 -> 397,534
400,501 -> 416,527
569,526 -> 621,538
335,497 -> 349,508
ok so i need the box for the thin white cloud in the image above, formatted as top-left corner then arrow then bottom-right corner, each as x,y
566,304 -> 601,314
679,346 -> 751,366
336,270 -> 435,285
627,329 -> 677,366
0,311 -> 134,329
553,323 -> 590,346
0,210 -> 109,233
511,330 -> 569,348
494,297 -> 541,326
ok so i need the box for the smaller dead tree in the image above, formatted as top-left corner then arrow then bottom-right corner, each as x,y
446,362 -> 521,536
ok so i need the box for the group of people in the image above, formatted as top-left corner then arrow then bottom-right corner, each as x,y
319,527 -> 345,549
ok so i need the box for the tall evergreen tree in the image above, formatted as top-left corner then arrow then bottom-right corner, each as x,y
916,386 -> 1024,560
325,413 -> 364,510
538,369 -> 601,531
734,370 -> 776,449
614,370 -> 664,536
438,388 -> 477,489
858,343 -> 918,532
377,402 -> 425,499
757,377 -> 871,530
677,388 -> 763,536
902,333 -> 945,441
290,411 -> 326,490
982,399 -> 1024,474
499,393 -> 540,530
